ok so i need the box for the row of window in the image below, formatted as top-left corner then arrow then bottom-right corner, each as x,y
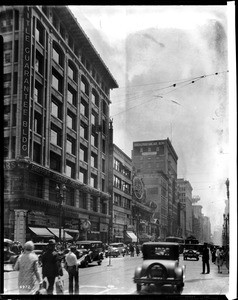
40,6 -> 109,95
114,193 -> 131,210
4,171 -> 107,212
113,158 -> 131,179
113,175 -> 131,194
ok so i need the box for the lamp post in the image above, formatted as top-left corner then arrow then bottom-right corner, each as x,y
55,184 -> 67,245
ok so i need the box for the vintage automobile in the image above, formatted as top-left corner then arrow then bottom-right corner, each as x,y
134,242 -> 185,293
183,248 -> 199,261
109,243 -> 126,256
76,240 -> 104,267
104,245 -> 120,258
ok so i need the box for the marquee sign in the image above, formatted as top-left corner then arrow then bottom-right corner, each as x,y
20,6 -> 31,157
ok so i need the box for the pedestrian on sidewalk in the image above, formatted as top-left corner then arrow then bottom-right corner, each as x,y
41,239 -> 63,294
130,243 -> 135,257
201,242 -> 210,274
136,244 -> 140,256
14,241 -> 42,294
215,247 -> 224,273
65,245 -> 79,294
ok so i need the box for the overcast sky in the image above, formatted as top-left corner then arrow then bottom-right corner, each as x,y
69,5 -> 234,232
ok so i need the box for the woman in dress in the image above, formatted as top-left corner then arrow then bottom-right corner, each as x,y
215,247 -> 224,273
14,241 -> 42,294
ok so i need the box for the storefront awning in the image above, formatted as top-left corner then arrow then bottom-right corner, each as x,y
29,227 -> 54,238
126,231 -> 138,243
64,229 -> 79,234
47,228 -> 73,240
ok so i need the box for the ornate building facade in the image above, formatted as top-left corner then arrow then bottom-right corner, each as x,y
2,5 -> 118,244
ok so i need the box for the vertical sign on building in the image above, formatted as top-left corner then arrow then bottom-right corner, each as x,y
20,6 -> 31,157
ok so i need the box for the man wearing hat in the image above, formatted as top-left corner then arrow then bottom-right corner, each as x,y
65,245 -> 79,294
41,239 -> 63,294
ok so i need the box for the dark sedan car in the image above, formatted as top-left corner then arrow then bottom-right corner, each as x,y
134,242 -> 185,293
76,241 -> 104,267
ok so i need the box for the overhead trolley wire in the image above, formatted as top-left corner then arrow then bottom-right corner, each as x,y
110,70 -> 228,117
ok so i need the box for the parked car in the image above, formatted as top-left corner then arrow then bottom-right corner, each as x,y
76,241 -> 104,267
134,242 -> 185,293
183,248 -> 199,261
34,242 -> 48,266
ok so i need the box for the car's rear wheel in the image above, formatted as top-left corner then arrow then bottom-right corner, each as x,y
136,283 -> 142,291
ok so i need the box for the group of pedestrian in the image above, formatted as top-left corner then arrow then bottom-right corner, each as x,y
201,243 -> 229,275
13,239 -> 81,295
128,243 -> 140,257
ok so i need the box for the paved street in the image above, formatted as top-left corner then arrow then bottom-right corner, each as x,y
4,254 -> 229,295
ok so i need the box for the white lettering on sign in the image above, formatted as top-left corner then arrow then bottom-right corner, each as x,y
134,141 -> 164,147
21,6 -> 31,156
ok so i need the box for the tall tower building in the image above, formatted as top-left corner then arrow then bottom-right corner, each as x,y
2,6 -> 118,244
132,138 -> 178,240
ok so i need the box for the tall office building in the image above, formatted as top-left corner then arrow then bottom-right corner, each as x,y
177,178 -> 193,238
132,138 -> 179,239
2,6 -> 118,244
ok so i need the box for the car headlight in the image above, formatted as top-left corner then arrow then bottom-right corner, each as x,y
147,264 -> 167,279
